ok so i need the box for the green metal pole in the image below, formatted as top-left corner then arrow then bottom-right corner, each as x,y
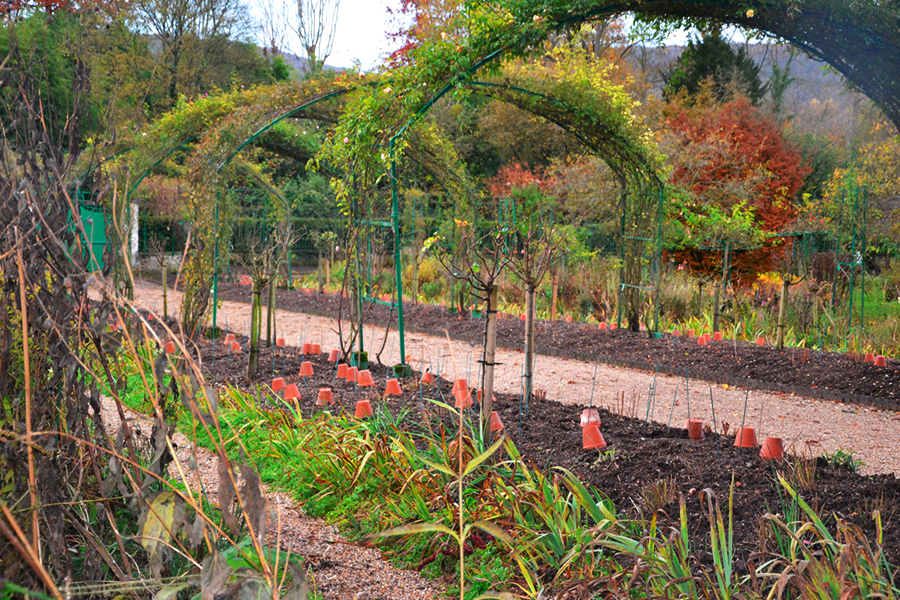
617,195 -> 626,329
848,188 -> 857,340
653,187 -> 664,332
212,193 -> 220,337
391,138 -> 407,369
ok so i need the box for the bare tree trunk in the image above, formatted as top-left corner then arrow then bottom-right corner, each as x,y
267,278 -> 275,348
325,258 -> 331,289
714,245 -> 729,333
482,285 -> 498,439
713,279 -> 721,333
317,251 -> 324,293
550,274 -> 558,322
247,285 -> 262,382
162,264 -> 168,321
776,277 -> 789,350
412,250 -> 419,305
524,283 -> 536,408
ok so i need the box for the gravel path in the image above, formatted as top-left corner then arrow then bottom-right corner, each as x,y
97,395 -> 442,600
134,281 -> 900,476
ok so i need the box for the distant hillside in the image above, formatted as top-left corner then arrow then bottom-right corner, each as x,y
279,52 -> 345,75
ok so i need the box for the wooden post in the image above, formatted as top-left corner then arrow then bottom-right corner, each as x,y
325,258 -> 331,288
482,284 -> 498,439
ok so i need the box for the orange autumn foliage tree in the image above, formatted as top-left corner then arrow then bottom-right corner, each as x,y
667,97 -> 810,275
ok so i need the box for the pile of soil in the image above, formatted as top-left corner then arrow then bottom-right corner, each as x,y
205,282 -> 900,406
184,333 -> 900,569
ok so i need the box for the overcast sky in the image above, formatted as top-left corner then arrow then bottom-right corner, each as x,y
320,0 -> 404,70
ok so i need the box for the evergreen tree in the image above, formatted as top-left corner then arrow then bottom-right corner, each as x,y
664,30 -> 767,105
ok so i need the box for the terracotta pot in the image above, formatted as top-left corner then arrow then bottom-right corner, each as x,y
276,338 -> 285,347
283,384 -> 300,400
271,377 -> 285,392
148,313 -> 155,320
698,337 -> 707,346
421,371 -> 435,384
302,342 -> 312,354
580,408 -> 601,428
385,378 -> 402,396
355,399 -> 373,418
734,426 -> 758,448
231,342 -> 242,353
310,343 -> 322,354
327,349 -> 340,362
759,436 -> 784,460
317,388 -> 334,406
599,323 -> 608,330
687,329 -> 695,338
453,379 -> 471,408
357,369 -> 375,387
582,425 -> 607,449
756,337 -> 766,346
166,341 -> 176,354
490,411 -> 504,432
346,366 -> 358,382
610,324 -> 618,330
439,301 -> 446,307
476,389 -> 496,404
875,355 -> 888,367
686,418 -> 704,440
300,361 -> 314,377
520,314 -> 527,321
336,363 -> 348,379
865,353 -> 875,362
225,333 -> 236,344
564,315 -> 574,322
713,331 -> 723,341
673,330 -> 681,337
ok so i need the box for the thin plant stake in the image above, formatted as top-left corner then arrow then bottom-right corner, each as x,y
740,378 -> 752,431
667,384 -> 680,429
588,360 -> 599,408
645,362 -> 659,423
709,388 -> 720,461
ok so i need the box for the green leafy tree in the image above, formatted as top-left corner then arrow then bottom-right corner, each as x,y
664,30 -> 767,105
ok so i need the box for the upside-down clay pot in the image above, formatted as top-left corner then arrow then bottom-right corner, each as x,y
284,384 -> 300,400
327,349 -> 340,362
385,378 -> 402,396
276,338 -> 285,347
756,337 -> 766,346
310,343 -> 322,354
565,315 -> 574,322
300,361 -> 314,377
453,379 -> 472,408
698,336 -> 707,346
610,324 -> 618,331
166,341 -> 176,354
302,343 -> 312,354
865,353 -> 875,362
875,355 -> 888,367
317,388 -> 334,406
336,363 -> 348,379
355,399 -> 373,418
346,366 -> 358,382
421,371 -> 435,385
760,436 -> 784,460
734,427 -> 758,448
580,408 -> 601,428
582,425 -> 607,449
225,333 -> 236,344
713,331 -> 723,341
271,377 -> 285,392
356,369 -> 375,387
686,419 -> 704,440
231,342 -> 242,353
599,323 -> 608,330
520,314 -> 527,321
687,329 -> 695,338
673,330 -> 681,337
490,411 -> 504,431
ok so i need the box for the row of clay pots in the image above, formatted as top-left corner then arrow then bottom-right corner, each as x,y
691,421 -> 784,460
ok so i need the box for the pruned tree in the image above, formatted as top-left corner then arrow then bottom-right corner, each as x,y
292,0 -> 339,73
428,217 -> 510,440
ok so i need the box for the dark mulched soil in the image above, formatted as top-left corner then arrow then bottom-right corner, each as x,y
182,331 -> 900,570
205,281 -> 900,404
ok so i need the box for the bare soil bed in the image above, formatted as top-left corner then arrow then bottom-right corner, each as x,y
204,282 -> 900,406
169,327 -> 900,572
